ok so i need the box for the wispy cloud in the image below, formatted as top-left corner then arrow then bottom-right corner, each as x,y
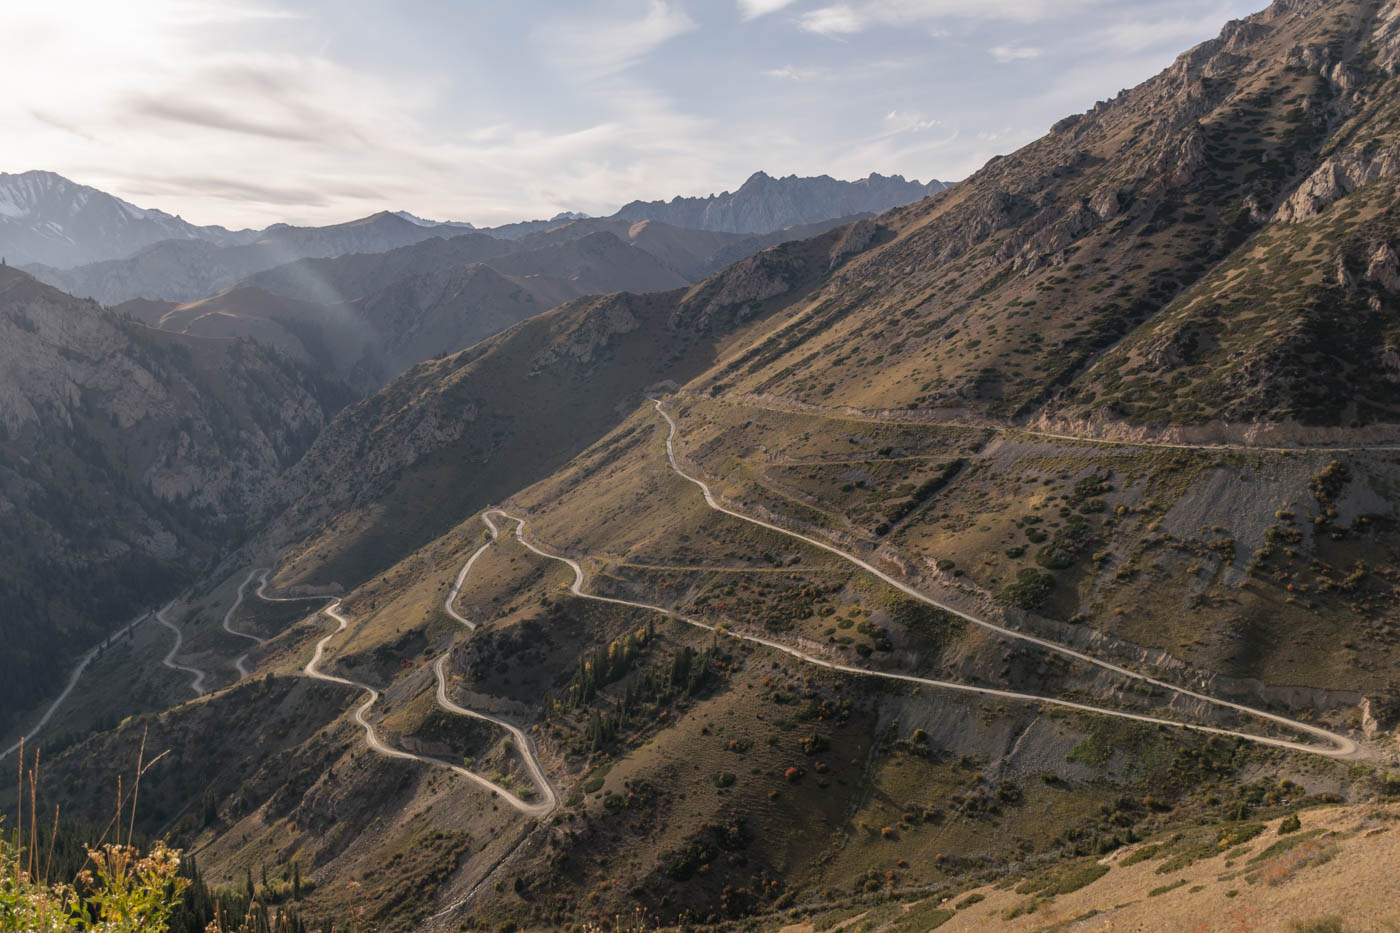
536,1 -> 697,80
1085,13 -> 1238,55
990,43 -> 1042,62
800,0 -> 1101,35
884,110 -> 941,132
801,5 -> 867,36
0,0 -> 1264,229
737,0 -> 800,19
763,64 -> 828,80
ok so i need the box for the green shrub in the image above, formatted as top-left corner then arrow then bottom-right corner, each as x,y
0,833 -> 188,933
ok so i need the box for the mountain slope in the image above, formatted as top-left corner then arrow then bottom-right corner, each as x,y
672,0 -> 1400,436
0,266 -> 343,740
257,226 -> 857,588
131,218 -> 863,392
251,0 -> 1400,602
612,170 -> 949,234
0,170 -> 255,268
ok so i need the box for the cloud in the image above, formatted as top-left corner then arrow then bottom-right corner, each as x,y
736,0 -> 800,19
0,0 -> 1264,232
126,96 -> 328,144
536,1 -> 697,79
989,43 -> 1043,62
883,110 -> 941,132
763,65 -> 828,80
1086,12 -> 1238,55
799,0 -> 1101,35
800,5 -> 867,36
119,174 -> 341,208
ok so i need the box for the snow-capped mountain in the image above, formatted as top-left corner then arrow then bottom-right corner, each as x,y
391,210 -> 476,229
0,171 -> 257,268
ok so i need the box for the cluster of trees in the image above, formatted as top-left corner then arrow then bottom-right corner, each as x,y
558,624 -> 654,708
552,637 -> 719,753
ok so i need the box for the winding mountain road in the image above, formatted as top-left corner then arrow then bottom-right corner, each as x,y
495,504 -> 1362,761
299,600 -> 554,817
155,601 -> 208,698
694,393 -> 1400,454
435,510 -> 559,813
466,400 -> 1365,762
443,513 -> 502,630
253,555 -> 557,816
223,569 -> 269,679
0,613 -> 146,761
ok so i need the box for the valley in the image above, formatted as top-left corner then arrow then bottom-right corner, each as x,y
6,1 -> 1400,930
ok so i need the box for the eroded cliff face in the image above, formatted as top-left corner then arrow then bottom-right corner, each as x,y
0,266 -> 329,512
0,265 -> 338,734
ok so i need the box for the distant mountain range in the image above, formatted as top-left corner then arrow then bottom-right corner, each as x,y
0,170 -> 257,267
612,171 -> 950,234
25,211 -> 464,305
8,169 -> 951,282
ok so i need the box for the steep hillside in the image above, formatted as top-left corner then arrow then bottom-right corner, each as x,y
0,170 -> 256,268
675,0 -> 1400,437
256,226 -> 859,588
613,171 -> 949,234
0,266 -> 343,742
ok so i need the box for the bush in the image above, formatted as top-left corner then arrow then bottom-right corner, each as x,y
0,835 -> 188,933
1278,813 -> 1301,834
1000,568 -> 1056,610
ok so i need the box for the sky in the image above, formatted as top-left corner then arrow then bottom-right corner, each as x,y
1,0 -> 1264,230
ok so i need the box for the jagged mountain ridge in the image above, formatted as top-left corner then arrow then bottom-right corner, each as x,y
0,170 -> 257,268
611,170 -> 950,234
17,172 -> 942,306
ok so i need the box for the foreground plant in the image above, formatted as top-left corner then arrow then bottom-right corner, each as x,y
1,835 -> 187,932
2,737 -> 187,933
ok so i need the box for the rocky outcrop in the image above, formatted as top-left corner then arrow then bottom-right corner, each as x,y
529,294 -> 641,371
1007,203 -> 1102,271
1276,140 -> 1400,223
1367,242 -> 1400,290
826,219 -> 881,271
